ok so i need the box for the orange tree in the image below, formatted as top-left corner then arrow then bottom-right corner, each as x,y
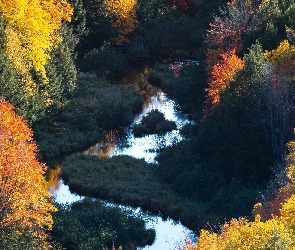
0,99 -> 57,249
206,48 -> 244,107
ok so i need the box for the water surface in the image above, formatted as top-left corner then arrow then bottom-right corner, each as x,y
49,86 -> 197,249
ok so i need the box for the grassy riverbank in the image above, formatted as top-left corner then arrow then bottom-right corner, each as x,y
34,74 -> 144,160
61,153 -> 219,231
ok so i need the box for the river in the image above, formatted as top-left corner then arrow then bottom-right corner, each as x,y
49,82 -> 197,249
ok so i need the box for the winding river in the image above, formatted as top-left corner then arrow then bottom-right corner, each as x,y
49,80 -> 197,249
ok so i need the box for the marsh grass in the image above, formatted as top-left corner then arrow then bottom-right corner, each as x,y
34,74 -> 143,159
61,154 -> 215,231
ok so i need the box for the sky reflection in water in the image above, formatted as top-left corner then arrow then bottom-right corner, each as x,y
49,90 -> 197,249
84,91 -> 191,164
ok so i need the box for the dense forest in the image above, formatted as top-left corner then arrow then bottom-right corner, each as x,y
2,0 -> 295,249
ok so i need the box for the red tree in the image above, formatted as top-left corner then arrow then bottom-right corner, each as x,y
170,0 -> 196,11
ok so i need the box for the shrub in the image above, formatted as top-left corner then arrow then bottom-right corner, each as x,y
133,109 -> 176,137
51,199 -> 155,250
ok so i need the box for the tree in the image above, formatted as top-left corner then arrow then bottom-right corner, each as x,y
0,99 -> 57,249
205,0 -> 254,75
242,42 -> 295,164
264,39 -> 295,77
0,1 -> 75,124
0,0 -> 73,81
245,0 -> 284,50
206,48 -> 244,106
105,0 -> 138,45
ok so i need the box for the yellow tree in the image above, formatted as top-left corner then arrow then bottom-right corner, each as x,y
105,0 -> 138,45
0,99 -> 57,248
188,199 -> 295,250
0,0 -> 73,82
264,39 -> 295,78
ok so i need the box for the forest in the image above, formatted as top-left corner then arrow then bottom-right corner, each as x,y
1,0 -> 295,249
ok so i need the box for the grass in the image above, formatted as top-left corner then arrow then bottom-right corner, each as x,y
61,153 -> 218,232
34,74 -> 144,159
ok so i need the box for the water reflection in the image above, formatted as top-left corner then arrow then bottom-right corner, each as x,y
49,179 -> 197,250
48,81 -> 196,249
47,166 -> 61,193
84,91 -> 190,163
85,129 -> 122,158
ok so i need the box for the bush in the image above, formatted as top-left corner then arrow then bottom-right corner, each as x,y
51,199 -> 155,250
133,109 -> 176,137
34,75 -> 144,159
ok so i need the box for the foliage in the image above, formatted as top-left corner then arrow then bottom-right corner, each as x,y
0,0 -> 73,81
44,23 -> 78,115
206,48 -> 244,107
126,13 -> 200,60
133,109 -> 176,137
34,75 -> 143,159
52,199 -> 155,250
0,100 -> 56,249
264,39 -> 295,77
0,47 -> 47,123
189,211 -> 295,250
204,0 -> 254,75
105,0 -> 138,45
242,42 -> 295,163
79,41 -> 126,76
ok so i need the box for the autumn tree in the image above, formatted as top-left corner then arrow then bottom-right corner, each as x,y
105,0 -> 138,45
169,0 -> 195,11
205,0 -> 255,75
0,0 -> 73,81
0,99 -> 57,249
264,39 -> 295,77
206,48 -> 244,106
0,0 -> 75,124
241,42 -> 295,164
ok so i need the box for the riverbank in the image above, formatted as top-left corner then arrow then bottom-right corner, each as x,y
61,153 -> 218,232
39,72 -> 220,235
34,74 -> 144,160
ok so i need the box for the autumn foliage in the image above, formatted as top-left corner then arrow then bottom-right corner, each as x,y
0,0 -> 73,81
105,0 -> 138,45
0,99 -> 56,248
264,40 -> 295,77
206,49 -> 244,106
170,0 -> 196,11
